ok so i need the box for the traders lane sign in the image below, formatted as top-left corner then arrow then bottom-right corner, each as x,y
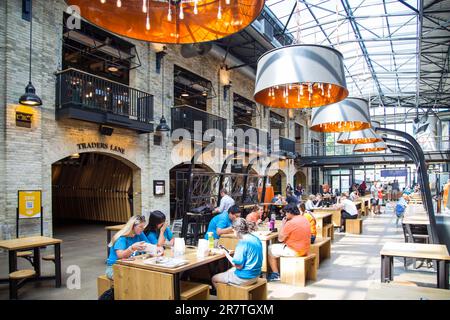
76,142 -> 125,154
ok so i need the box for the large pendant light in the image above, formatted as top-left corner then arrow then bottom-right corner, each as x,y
254,44 -> 348,109
19,0 -> 42,107
310,97 -> 371,133
65,0 -> 264,44
337,120 -> 383,144
353,141 -> 387,153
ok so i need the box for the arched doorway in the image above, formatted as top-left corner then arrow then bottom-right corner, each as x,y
169,163 -> 215,221
294,171 -> 307,189
52,152 -> 140,226
270,170 -> 287,196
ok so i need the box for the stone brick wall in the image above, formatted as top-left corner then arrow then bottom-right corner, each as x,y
0,0 -> 316,239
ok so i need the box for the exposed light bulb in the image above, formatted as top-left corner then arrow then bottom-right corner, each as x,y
180,2 -> 184,20
146,15 -> 150,30
116,0 -> 121,8
226,0 -> 231,4
142,0 -> 147,13
101,0 -> 106,4
218,4 -> 222,19
194,0 -> 198,14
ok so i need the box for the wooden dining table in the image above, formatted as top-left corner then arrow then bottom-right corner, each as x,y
113,247 -> 229,300
0,236 -> 63,288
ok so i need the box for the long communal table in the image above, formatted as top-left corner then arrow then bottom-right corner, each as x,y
380,242 -> 450,289
113,247 -> 228,300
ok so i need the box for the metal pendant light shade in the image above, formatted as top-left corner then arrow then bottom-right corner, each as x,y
337,121 -> 383,144
310,97 -> 371,133
156,115 -> 170,132
254,45 -> 348,109
19,82 -> 42,106
353,141 -> 387,153
65,0 -> 264,44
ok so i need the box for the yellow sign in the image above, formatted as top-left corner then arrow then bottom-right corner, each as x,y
18,191 -> 41,219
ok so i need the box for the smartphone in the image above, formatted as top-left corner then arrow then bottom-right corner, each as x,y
218,245 -> 230,253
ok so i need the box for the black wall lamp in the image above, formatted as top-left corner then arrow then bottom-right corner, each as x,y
155,46 -> 168,74
19,0 -> 42,107
99,125 -> 114,136
223,82 -> 232,101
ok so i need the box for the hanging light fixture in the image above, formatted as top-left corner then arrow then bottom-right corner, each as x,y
19,0 -> 42,107
254,44 -> 348,109
65,0 -> 264,44
310,97 -> 371,133
353,141 -> 388,153
156,45 -> 170,133
337,120 -> 383,144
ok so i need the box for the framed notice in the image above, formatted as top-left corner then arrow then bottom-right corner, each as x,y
153,180 -> 166,196
18,190 -> 42,219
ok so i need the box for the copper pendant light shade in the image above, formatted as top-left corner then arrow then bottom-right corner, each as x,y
353,141 -> 387,153
254,45 -> 348,109
337,121 -> 383,144
65,0 -> 265,44
310,97 -> 371,133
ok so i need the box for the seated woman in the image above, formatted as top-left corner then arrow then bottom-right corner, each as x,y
305,195 -> 318,211
212,218 -> 262,289
144,210 -> 174,246
315,194 -> 324,208
106,215 -> 161,280
299,202 -> 317,244
246,205 -> 263,224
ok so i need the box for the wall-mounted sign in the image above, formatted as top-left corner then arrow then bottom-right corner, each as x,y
18,190 -> 42,219
381,169 -> 408,178
153,180 -> 166,196
76,142 -> 125,154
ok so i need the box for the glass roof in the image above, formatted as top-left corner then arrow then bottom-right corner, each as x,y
266,0 -> 450,114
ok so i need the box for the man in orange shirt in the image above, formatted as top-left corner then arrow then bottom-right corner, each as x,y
267,204 -> 311,282
444,179 -> 450,211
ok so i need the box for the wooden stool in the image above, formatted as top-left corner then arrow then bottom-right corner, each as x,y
216,278 -> 267,300
17,251 -> 34,266
310,237 -> 331,269
180,281 -> 210,300
9,269 -> 36,299
97,275 -> 114,297
323,224 -> 334,240
346,218 -> 363,234
42,254 -> 62,262
280,254 -> 317,287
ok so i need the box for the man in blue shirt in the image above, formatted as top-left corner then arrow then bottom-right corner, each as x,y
212,218 -> 262,289
205,205 -> 241,242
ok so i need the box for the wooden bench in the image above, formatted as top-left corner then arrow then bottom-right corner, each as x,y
280,253 -> 317,287
346,218 -> 363,234
310,237 -> 331,269
9,269 -> 36,299
323,224 -> 334,240
216,278 -> 267,300
180,281 -> 210,300
97,275 -> 114,297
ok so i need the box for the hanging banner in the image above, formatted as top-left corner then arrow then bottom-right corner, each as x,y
18,190 -> 42,219
381,169 -> 408,178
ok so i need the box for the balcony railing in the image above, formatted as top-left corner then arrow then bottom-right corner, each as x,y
298,136 -> 450,157
277,136 -> 296,155
232,124 -> 270,152
171,105 -> 227,139
56,68 -> 154,133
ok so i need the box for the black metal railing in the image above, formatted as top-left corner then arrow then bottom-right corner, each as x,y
277,136 -> 296,154
56,68 -> 153,123
171,105 -> 227,137
232,124 -> 270,152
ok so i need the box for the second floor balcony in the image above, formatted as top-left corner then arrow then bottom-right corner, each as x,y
55,68 -> 154,133
171,105 -> 227,141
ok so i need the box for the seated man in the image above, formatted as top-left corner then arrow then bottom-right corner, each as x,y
267,204 -> 311,282
213,189 -> 235,214
336,193 -> 358,232
205,205 -> 240,246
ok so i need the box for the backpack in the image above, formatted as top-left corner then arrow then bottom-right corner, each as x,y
395,204 -> 406,217
98,288 -> 114,300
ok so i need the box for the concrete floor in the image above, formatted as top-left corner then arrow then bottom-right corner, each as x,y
0,208 -> 440,300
